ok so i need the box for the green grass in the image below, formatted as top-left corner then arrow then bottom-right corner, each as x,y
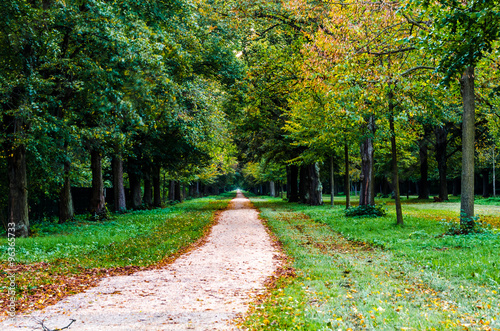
244,196 -> 500,330
0,193 -> 233,315
0,193 -> 234,267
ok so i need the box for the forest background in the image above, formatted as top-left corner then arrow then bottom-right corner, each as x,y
1,0 -> 499,237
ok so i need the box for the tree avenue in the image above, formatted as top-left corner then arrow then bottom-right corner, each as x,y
1,0 -> 499,237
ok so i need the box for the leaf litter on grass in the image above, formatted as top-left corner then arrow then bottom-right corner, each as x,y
244,198 -> 500,330
0,196 -> 233,320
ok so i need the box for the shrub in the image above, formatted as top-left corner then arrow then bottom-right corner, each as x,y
344,204 -> 386,217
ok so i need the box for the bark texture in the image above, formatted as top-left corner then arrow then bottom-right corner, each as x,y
308,163 -> 323,206
269,181 -> 276,197
418,129 -> 430,199
143,167 -> 152,206
344,143 -> 350,209
112,155 -> 126,212
330,155 -> 335,206
460,66 -> 475,225
299,166 -> 309,204
174,181 -> 182,202
435,126 -> 449,201
359,115 -> 375,206
59,159 -> 74,223
89,148 -> 106,216
129,171 -> 142,209
153,165 -> 161,207
287,165 -> 299,202
7,143 -> 29,237
389,91 -> 403,225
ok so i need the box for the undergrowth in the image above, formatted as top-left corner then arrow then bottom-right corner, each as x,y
344,204 -> 387,217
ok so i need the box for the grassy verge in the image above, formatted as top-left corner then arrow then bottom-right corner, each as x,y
0,193 -> 234,317
321,195 -> 500,228
244,196 -> 500,330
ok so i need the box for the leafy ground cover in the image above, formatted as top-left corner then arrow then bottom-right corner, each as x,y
244,196 -> 500,330
0,193 -> 233,318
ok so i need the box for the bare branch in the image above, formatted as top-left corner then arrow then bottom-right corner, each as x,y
400,12 -> 431,31
400,66 -> 436,76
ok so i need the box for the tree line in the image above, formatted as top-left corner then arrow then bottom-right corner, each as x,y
227,0 -> 500,231
1,0 -> 242,237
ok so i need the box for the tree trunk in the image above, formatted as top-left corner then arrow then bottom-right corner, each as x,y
153,165 -> 161,207
460,66 -> 475,228
389,91 -> 403,225
344,142 -> 350,209
7,143 -> 29,237
288,165 -> 299,202
299,166 -> 309,204
452,177 -> 460,196
143,167 -> 152,206
169,180 -> 175,201
308,163 -> 323,205
330,155 -> 335,207
435,126 -> 448,201
418,128 -> 430,199
269,181 -> 276,197
89,148 -> 106,216
59,158 -> 74,223
494,148 -> 496,197
482,168 -> 490,198
129,171 -> 142,209
112,154 -> 126,212
359,116 -> 375,206
174,181 -> 182,202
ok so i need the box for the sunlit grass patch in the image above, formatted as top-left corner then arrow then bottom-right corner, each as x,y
244,196 -> 500,330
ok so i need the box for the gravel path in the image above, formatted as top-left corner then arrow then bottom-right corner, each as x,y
2,192 -> 279,330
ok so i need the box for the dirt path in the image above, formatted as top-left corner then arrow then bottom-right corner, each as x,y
2,192 -> 279,330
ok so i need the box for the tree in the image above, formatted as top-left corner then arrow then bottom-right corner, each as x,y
417,0 -> 500,229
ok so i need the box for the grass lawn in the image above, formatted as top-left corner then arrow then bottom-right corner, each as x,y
244,195 -> 500,330
0,193 -> 233,318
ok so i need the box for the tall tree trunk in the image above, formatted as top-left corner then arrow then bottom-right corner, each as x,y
435,126 -> 448,200
7,142 -> 29,237
359,116 -> 375,206
153,165 -> 161,207
453,177 -> 460,196
330,155 -> 335,207
418,128 -> 430,199
389,91 -> 403,225
174,181 -> 182,202
344,142 -> 350,209
308,163 -> 323,205
299,166 -> 309,204
460,66 -> 475,228
59,157 -> 74,223
288,165 -> 299,202
482,168 -> 490,198
143,167 -> 152,206
494,147 -> 496,197
89,148 -> 106,216
169,180 -> 175,201
269,181 -> 276,197
129,171 -> 142,209
112,154 -> 126,212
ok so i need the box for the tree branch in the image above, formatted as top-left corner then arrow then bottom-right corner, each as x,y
400,66 -> 436,76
